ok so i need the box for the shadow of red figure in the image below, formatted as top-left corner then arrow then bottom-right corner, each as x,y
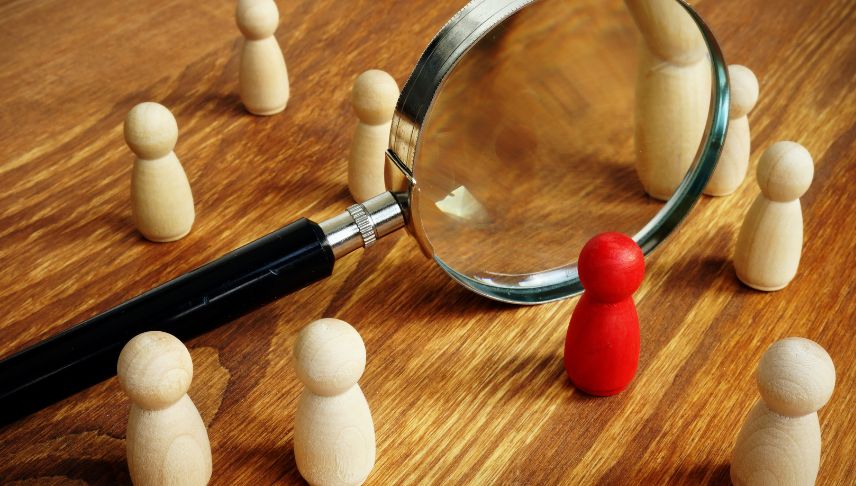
564,232 -> 645,396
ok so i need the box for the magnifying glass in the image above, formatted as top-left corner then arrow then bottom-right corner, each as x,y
0,0 -> 728,424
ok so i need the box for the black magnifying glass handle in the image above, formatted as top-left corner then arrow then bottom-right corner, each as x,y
0,192 -> 405,426
0,219 -> 332,426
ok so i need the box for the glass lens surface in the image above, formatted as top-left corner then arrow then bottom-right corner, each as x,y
410,0 -> 721,301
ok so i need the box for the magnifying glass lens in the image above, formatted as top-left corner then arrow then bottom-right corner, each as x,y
410,0 -> 717,302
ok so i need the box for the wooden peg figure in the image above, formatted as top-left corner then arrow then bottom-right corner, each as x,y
293,318 -> 375,486
705,65 -> 760,196
124,102 -> 195,242
564,232 -> 645,396
118,331 -> 212,486
625,0 -> 711,200
236,0 -> 289,115
348,70 -> 399,202
734,141 -> 813,291
731,337 -> 836,486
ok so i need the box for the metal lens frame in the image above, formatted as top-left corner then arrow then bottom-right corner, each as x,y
386,0 -> 729,304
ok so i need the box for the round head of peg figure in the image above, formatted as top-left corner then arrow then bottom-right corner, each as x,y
727,65 -> 759,119
117,331 -> 193,410
351,70 -> 400,125
756,141 -> 814,202
236,0 -> 279,40
124,102 -> 178,160
577,232 -> 645,303
293,318 -> 366,397
756,337 -> 835,417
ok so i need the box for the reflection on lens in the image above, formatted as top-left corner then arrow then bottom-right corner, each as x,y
434,186 -> 490,223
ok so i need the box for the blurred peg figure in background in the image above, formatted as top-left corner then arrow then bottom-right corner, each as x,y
236,0 -> 289,115
626,0 -> 712,200
705,65 -> 760,196
348,70 -> 399,203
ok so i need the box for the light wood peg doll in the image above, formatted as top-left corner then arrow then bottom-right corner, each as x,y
124,102 -> 195,242
293,318 -> 375,486
705,65 -> 760,196
626,0 -> 711,200
731,337 -> 835,486
348,70 -> 399,202
734,141 -> 813,291
118,331 -> 212,486
236,0 -> 289,115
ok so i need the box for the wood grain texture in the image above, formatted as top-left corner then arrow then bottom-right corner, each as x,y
0,0 -> 854,484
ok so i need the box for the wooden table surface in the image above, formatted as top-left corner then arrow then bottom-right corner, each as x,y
1,0 -> 854,484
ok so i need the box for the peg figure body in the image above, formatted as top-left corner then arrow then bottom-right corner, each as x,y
294,318 -> 375,486
124,102 -> 195,242
118,331 -> 212,486
564,232 -> 645,396
237,0 -> 289,115
705,65 -> 760,196
734,141 -> 813,290
348,70 -> 399,202
626,0 -> 711,200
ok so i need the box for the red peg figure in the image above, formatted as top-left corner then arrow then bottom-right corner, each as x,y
564,232 -> 645,396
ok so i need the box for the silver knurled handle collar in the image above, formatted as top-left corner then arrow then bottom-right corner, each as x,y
346,203 -> 377,247
319,192 -> 405,260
